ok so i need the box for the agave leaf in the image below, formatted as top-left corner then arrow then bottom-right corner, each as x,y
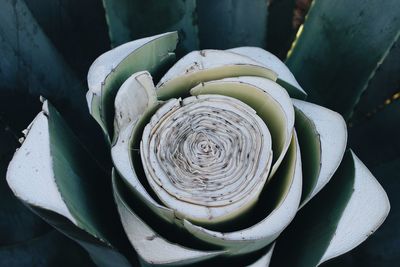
7,106 -> 75,224
349,39 -> 400,123
350,158 -> 399,266
24,0 -> 110,79
182,133 -> 301,255
87,32 -> 178,141
7,101 -> 133,267
111,76 -> 177,225
102,0 -> 269,53
318,152 -> 390,264
113,71 -> 158,142
311,158 -> 398,267
156,50 -> 278,100
0,125 -> 50,246
102,0 -> 198,53
0,0 -> 109,167
196,0 -> 268,49
228,47 -> 306,99
111,112 -> 178,226
266,0 -> 297,59
112,170 -> 225,266
111,77 -> 180,230
349,88 -> 400,168
111,95 -> 191,229
270,151 -> 390,267
0,0 -> 89,129
292,99 -> 347,207
0,0 -> 83,105
190,76 -> 294,179
286,0 -> 400,118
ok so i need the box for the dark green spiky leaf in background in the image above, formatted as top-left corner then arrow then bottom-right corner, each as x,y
196,0 -> 268,49
266,0 -> 313,60
266,0 -> 297,59
0,0 -> 110,166
349,39 -> 400,124
285,0 -> 400,119
103,0 -> 198,54
349,100 -> 400,168
24,0 -> 110,80
0,0 -> 83,103
102,0 -> 268,54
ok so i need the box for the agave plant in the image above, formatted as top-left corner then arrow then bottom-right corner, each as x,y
1,0 -> 399,266
5,30 -> 391,267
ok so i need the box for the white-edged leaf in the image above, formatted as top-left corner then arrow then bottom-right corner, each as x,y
270,151 -> 390,267
156,50 -> 277,100
111,110 -> 177,225
292,99 -> 347,207
87,32 -> 178,141
113,71 -> 157,142
7,104 -> 75,225
7,101 -> 132,267
112,171 -> 225,266
228,47 -> 306,99
318,151 -> 390,264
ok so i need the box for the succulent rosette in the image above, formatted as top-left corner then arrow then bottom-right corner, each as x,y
6,32 -> 390,267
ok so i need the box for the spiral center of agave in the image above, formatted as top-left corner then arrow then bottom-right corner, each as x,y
141,95 -> 272,209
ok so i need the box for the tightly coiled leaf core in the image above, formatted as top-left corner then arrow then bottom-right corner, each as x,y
141,95 -> 272,223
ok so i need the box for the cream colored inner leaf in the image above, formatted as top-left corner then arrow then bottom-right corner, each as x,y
140,95 -> 272,223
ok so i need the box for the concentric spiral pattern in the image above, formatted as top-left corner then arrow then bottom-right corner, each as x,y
141,95 -> 272,219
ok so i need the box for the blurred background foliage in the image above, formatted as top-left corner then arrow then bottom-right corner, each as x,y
0,0 -> 399,266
